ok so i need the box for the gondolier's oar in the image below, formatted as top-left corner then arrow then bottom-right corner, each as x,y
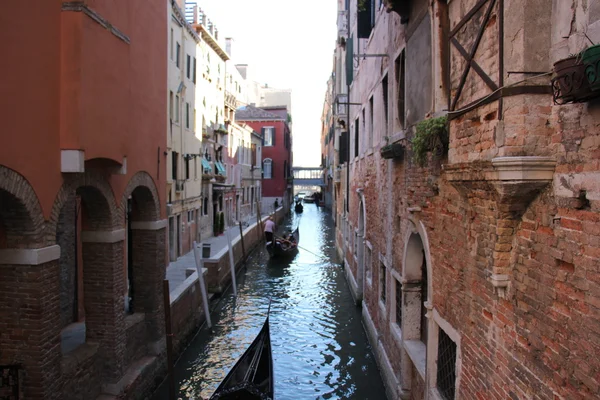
273,234 -> 321,258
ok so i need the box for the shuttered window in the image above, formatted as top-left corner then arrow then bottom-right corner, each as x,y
263,159 -> 273,179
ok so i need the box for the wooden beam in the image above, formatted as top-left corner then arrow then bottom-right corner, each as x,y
451,0 -> 498,111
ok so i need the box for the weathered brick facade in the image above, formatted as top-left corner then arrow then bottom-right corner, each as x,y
0,1 -> 168,399
332,0 -> 600,398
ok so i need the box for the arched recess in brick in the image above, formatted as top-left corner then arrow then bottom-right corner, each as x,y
49,174 -> 127,384
0,166 -> 45,249
121,171 -> 165,364
399,219 -> 434,392
0,166 -> 61,399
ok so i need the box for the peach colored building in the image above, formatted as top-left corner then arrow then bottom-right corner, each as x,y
0,1 -> 167,399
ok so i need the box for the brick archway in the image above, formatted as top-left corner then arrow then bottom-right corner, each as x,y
120,171 -> 160,221
0,167 -> 60,398
0,166 -> 45,248
121,171 -> 165,361
48,171 -> 120,237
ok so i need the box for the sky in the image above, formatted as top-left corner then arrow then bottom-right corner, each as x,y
194,0 -> 338,167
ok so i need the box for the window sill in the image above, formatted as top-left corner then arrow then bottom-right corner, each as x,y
125,312 -> 145,330
404,340 -> 427,380
390,321 -> 403,346
61,342 -> 99,374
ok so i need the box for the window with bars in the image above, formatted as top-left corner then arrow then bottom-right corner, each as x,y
380,262 -> 386,304
395,279 -> 402,328
382,74 -> 389,131
437,328 -> 457,400
421,250 -> 428,344
395,51 -> 406,129
365,246 -> 372,282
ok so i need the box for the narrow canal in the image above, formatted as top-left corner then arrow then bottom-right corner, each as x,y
153,204 -> 387,400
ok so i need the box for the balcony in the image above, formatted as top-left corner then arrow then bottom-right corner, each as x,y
225,91 -> 237,109
175,180 -> 185,192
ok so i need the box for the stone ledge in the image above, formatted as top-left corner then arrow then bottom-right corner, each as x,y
445,156 -> 556,182
403,340 -> 427,380
131,219 -> 167,231
81,229 -> 125,243
0,245 -> 60,265
101,356 -> 156,396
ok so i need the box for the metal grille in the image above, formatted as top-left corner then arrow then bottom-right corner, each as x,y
436,329 -> 457,400
0,365 -> 21,400
395,279 -> 402,327
380,263 -> 386,303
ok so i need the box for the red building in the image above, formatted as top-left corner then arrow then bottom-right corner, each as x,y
0,1 -> 167,398
236,105 -> 293,214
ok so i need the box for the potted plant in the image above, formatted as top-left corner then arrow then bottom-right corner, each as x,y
213,218 -> 219,236
411,116 -> 448,166
552,53 -> 594,104
380,141 -> 405,160
219,212 -> 225,234
583,44 -> 600,90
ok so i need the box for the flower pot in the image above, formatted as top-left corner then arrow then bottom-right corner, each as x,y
583,45 -> 600,90
552,56 -> 594,104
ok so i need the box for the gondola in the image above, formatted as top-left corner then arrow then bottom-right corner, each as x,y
294,201 -> 303,213
266,228 -> 299,259
210,314 -> 274,400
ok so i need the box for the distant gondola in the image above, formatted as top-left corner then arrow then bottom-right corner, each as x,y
294,202 -> 303,213
266,228 -> 299,258
210,315 -> 274,400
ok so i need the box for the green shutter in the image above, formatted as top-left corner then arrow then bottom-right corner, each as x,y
346,37 -> 354,86
271,127 -> 276,146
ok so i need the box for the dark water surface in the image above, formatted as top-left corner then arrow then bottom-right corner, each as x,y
152,205 -> 387,400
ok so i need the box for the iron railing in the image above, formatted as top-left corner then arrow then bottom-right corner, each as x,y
0,365 -> 22,400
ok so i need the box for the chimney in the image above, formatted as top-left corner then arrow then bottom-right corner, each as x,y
192,4 -> 198,24
225,38 -> 234,57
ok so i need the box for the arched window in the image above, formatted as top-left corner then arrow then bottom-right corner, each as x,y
263,158 -> 273,179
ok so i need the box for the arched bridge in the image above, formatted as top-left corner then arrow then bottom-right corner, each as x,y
292,167 -> 325,186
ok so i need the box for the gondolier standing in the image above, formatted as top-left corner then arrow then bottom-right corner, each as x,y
264,216 -> 275,243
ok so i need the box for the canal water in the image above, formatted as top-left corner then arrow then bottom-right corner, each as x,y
152,204 -> 387,400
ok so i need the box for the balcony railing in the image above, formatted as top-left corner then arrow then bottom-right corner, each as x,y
175,180 -> 185,192
225,91 -> 237,109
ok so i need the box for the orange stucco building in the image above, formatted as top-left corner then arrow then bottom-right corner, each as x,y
0,1 -> 168,398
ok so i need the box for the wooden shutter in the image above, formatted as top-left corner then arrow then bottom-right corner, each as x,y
271,127 -> 276,146
261,127 -> 266,146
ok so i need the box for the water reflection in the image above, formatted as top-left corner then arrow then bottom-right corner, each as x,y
153,205 -> 386,400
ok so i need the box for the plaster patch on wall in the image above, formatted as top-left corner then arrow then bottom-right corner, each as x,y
554,172 -> 600,200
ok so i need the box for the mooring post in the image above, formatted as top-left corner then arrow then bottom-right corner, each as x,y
239,221 -> 247,263
225,228 -> 237,296
193,241 -> 212,328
